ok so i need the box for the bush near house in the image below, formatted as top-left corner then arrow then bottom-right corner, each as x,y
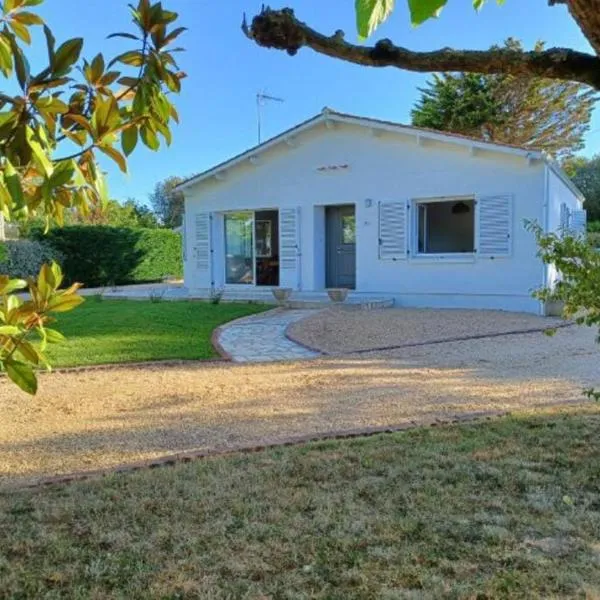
0,240 -> 64,279
32,226 -> 182,288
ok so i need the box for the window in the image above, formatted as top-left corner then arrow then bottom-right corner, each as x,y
225,212 -> 254,284
341,214 -> 356,244
415,198 -> 475,255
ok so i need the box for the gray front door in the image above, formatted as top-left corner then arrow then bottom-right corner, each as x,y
326,205 -> 356,289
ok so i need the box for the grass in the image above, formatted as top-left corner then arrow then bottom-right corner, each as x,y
1,406 -> 599,598
43,298 -> 268,367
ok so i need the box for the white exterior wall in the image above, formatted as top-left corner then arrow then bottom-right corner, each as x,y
544,165 -> 585,289
183,123 -> 548,313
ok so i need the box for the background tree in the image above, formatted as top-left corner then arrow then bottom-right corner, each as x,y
71,198 -> 159,228
562,155 -> 600,222
149,175 -> 184,228
411,40 -> 596,161
243,1 -> 600,91
0,0 -> 185,394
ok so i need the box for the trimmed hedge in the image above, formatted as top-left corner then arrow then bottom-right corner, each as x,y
32,226 -> 182,287
0,239 -> 64,279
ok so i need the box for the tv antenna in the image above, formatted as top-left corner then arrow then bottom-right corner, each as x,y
256,92 -> 284,144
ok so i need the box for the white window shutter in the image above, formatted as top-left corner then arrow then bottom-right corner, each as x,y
379,201 -> 407,260
569,208 -> 587,237
194,212 -> 210,271
279,208 -> 301,289
477,194 -> 512,258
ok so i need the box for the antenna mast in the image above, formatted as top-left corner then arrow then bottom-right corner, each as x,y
256,92 -> 284,144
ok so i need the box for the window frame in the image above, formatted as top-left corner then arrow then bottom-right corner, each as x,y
411,195 -> 477,261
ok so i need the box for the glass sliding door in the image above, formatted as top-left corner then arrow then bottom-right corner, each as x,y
224,212 -> 254,284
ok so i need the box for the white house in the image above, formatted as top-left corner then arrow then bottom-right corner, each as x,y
177,109 -> 585,314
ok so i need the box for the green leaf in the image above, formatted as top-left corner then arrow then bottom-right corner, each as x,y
121,125 -> 138,156
12,11 -> 44,25
52,37 -> 83,76
47,293 -> 84,312
355,0 -> 395,40
106,32 -> 140,41
0,35 -> 13,75
4,360 -> 37,395
140,125 -> 159,150
43,24 -> 55,62
407,0 -> 447,26
43,327 -> 65,344
11,43 -> 30,90
26,126 -> 53,177
9,19 -> 31,44
3,159 -> 24,207
0,277 -> 27,294
98,144 -> 128,173
0,325 -> 21,335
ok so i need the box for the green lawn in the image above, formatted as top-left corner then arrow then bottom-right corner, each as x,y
43,299 -> 268,367
1,407 -> 599,598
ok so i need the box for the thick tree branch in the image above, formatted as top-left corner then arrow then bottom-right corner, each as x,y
563,0 -> 600,56
242,8 -> 600,90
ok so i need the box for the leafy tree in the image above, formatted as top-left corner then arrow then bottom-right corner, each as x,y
149,175 -> 184,228
0,0 -> 185,393
562,155 -> 600,222
71,198 -> 159,228
411,40 -> 596,161
243,1 -> 600,90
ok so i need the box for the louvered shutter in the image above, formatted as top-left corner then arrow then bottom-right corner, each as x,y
477,194 -> 512,257
194,212 -> 210,272
569,208 -> 587,237
378,201 -> 407,260
280,207 -> 301,288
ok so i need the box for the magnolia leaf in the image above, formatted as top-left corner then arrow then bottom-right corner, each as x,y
98,144 -> 128,173
12,11 -> 44,25
9,19 -> 31,44
52,37 -> 83,76
121,125 -> 138,156
106,32 -> 140,41
43,23 -> 55,61
12,43 -> 30,90
4,360 -> 38,395
25,126 -> 53,177
4,160 -> 24,207
355,0 -> 395,40
407,0 -> 447,25
47,293 -> 84,312
16,339 -> 41,365
0,324 -> 21,335
43,327 -> 66,344
140,125 -> 159,150
0,35 -> 13,75
0,277 -> 27,294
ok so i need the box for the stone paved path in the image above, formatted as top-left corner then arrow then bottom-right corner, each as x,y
216,309 -> 321,362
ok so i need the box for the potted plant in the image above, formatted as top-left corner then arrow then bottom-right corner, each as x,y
327,288 -> 349,303
272,287 -> 292,304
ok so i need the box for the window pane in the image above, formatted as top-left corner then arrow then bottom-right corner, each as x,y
225,212 -> 254,284
341,214 -> 356,244
417,199 -> 474,254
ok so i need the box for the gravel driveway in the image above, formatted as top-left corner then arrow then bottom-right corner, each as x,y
1,322 -> 598,489
287,307 -> 566,353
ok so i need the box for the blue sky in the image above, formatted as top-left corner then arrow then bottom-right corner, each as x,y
36,0 -> 600,205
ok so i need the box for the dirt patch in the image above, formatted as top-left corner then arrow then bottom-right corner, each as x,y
1,325 -> 598,488
287,307 -> 566,354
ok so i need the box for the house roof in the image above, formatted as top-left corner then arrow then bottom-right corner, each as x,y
175,108 -> 580,199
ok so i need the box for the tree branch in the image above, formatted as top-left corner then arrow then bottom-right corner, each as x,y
563,0 -> 600,56
242,8 -> 600,90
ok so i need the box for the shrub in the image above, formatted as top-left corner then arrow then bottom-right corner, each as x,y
0,240 -> 64,279
32,226 -> 182,288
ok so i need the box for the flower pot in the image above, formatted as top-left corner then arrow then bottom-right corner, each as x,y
327,288 -> 349,303
272,287 -> 292,304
